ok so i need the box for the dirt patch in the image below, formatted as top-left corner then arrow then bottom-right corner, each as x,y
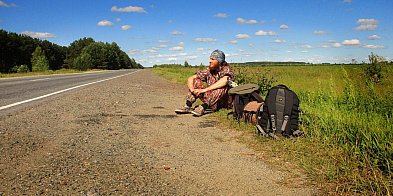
0,70 -> 316,195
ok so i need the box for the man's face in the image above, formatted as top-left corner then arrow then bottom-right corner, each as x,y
209,58 -> 220,70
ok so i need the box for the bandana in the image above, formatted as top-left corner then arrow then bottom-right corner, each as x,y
210,49 -> 225,64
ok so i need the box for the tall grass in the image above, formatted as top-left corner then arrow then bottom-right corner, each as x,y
152,64 -> 392,194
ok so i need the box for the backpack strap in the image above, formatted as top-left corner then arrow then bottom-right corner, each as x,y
281,90 -> 294,135
266,88 -> 278,133
251,91 -> 263,103
233,94 -> 241,121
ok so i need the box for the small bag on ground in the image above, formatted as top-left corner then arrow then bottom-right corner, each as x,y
228,83 -> 263,123
256,85 -> 303,139
243,101 -> 263,124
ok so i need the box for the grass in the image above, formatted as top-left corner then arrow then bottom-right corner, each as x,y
0,69 -> 102,78
152,64 -> 393,195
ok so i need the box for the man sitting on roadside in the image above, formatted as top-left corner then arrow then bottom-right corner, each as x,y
175,49 -> 235,117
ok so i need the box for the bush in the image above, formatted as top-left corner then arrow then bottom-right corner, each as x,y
365,53 -> 386,83
31,46 -> 50,72
17,65 -> 30,73
73,52 -> 93,71
234,66 -> 276,96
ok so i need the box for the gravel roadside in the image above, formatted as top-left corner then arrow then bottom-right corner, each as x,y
0,69 -> 315,195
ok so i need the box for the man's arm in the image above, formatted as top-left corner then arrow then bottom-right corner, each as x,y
200,76 -> 229,93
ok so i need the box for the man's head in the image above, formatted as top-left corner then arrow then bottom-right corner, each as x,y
209,49 -> 225,70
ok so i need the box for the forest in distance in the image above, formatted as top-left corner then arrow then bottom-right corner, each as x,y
0,29 -> 143,74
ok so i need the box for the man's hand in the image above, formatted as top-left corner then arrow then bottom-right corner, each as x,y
192,88 -> 208,97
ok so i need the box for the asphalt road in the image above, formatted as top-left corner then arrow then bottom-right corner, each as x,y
0,69 -> 139,115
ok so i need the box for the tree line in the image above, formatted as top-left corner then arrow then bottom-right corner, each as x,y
0,29 -> 143,73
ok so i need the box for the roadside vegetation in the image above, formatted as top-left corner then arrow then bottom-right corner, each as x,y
152,54 -> 393,195
0,29 -> 143,75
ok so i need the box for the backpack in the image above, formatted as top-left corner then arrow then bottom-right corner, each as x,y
256,85 -> 302,139
228,83 -> 263,123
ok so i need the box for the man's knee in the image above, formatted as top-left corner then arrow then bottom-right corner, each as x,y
193,78 -> 205,89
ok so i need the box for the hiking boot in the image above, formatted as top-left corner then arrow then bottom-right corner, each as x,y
191,105 -> 205,117
175,106 -> 193,114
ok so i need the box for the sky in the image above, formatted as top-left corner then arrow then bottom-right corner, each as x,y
1,0 -> 392,67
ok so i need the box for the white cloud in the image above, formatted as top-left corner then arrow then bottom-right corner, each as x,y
121,25 -> 131,30
158,44 -> 167,48
170,31 -> 183,35
368,34 -> 381,40
111,6 -> 147,13
255,30 -> 277,36
176,52 -> 187,56
356,18 -> 378,30
127,49 -> 140,55
236,34 -> 251,39
197,48 -> 205,51
116,18 -> 121,22
301,44 -> 312,49
214,13 -> 228,18
97,20 -> 113,26
333,43 -> 342,47
226,53 -> 240,57
185,56 -> 198,60
229,40 -> 238,44
159,40 -> 170,43
0,0 -> 16,7
143,49 -> 157,53
236,17 -> 258,24
313,30 -> 328,35
272,39 -> 286,43
320,43 -> 342,48
167,57 -> 177,61
178,42 -> 185,46
194,38 -> 216,42
342,39 -> 360,45
280,24 -> 289,29
169,46 -> 184,51
21,31 -> 56,38
148,53 -> 188,59
362,44 -> 384,49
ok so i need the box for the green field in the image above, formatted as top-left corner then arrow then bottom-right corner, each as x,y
153,63 -> 393,195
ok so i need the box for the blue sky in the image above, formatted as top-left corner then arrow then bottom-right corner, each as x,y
1,0 -> 392,67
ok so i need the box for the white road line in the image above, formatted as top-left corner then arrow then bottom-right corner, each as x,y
0,70 -> 140,111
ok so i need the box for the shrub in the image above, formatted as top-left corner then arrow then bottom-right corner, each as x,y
17,65 -> 30,73
365,53 -> 386,83
234,66 -> 276,96
73,52 -> 93,71
31,46 -> 50,72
